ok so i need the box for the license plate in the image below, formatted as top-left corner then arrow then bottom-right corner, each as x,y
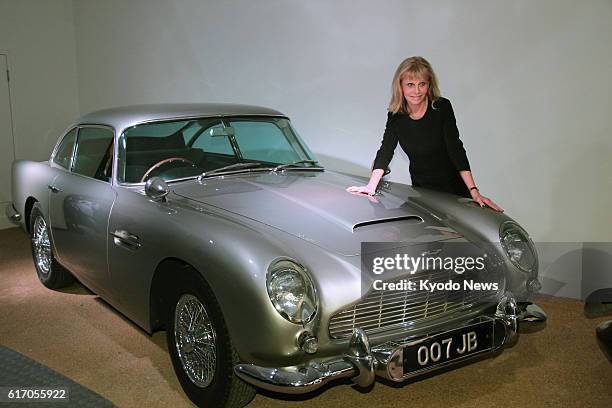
403,321 -> 494,376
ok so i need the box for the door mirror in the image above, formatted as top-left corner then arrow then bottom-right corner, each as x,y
145,177 -> 169,202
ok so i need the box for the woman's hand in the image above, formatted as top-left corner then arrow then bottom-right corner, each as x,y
346,185 -> 377,196
347,169 -> 385,196
471,189 -> 503,212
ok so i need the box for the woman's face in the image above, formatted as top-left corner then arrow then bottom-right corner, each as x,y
401,74 -> 429,107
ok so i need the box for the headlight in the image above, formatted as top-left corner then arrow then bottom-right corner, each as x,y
266,259 -> 318,324
500,222 -> 538,273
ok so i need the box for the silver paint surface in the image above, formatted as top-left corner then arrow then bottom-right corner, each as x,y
9,104 -> 536,369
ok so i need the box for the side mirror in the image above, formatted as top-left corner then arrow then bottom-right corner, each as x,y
145,177 -> 169,202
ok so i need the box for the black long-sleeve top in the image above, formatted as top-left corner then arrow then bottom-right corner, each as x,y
373,97 -> 471,198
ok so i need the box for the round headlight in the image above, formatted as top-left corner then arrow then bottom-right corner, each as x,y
500,222 -> 538,273
267,260 -> 317,324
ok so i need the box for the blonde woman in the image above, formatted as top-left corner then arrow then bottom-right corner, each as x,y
347,56 -> 502,211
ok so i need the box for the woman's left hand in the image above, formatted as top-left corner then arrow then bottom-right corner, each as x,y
471,190 -> 503,212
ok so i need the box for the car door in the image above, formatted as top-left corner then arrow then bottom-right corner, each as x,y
48,125 -> 117,299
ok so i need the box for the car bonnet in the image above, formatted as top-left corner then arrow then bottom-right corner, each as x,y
172,171 -> 463,256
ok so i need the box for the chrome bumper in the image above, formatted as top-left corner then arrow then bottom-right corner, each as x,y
235,294 -> 546,394
5,203 -> 21,225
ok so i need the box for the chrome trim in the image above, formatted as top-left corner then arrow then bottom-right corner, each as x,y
174,293 -> 217,388
110,229 -> 141,250
5,203 -> 21,224
526,278 -> 542,293
116,114 -> 288,186
47,184 -> 63,193
234,360 -> 355,395
344,327 -> 375,387
144,177 -> 169,202
372,316 -> 496,381
235,294 -> 536,394
49,127 -> 78,169
32,215 -> 51,275
499,221 -> 538,274
328,268 -> 502,339
495,293 -> 519,346
266,259 -> 318,324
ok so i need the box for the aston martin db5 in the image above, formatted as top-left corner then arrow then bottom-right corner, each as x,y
7,104 -> 547,407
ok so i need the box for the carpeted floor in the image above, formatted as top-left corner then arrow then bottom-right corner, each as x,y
0,227 -> 610,407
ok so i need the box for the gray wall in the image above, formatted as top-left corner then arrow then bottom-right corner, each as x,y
0,0 -> 79,159
2,0 -> 611,298
0,0 -> 80,228
72,0 -> 612,245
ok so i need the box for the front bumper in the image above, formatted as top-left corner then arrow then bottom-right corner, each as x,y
235,294 -> 546,394
5,203 -> 21,225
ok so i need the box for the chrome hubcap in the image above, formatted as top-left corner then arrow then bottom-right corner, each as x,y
32,216 -> 51,275
174,293 -> 217,387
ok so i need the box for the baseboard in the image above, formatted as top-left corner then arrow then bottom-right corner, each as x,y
0,202 -> 16,230
0,214 -> 13,230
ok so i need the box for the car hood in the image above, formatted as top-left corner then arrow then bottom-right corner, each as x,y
173,171 -> 463,256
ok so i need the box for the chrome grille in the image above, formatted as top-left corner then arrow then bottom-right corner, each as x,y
328,269 -> 501,339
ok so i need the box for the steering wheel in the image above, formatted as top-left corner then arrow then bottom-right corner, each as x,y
140,157 -> 197,183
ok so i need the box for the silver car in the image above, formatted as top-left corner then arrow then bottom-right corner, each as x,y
7,104 -> 546,407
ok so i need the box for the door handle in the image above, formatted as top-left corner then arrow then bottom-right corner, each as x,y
110,229 -> 141,250
48,185 -> 63,193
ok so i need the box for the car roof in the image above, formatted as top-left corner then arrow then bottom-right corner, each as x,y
76,103 -> 287,133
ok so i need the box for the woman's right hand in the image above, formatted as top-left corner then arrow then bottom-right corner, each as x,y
346,185 -> 377,196
346,169 -> 384,196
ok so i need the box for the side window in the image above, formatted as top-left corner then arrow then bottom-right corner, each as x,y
73,127 -> 114,182
52,129 -> 77,169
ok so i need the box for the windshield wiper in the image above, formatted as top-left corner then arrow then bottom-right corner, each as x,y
273,160 -> 323,172
199,162 -> 269,179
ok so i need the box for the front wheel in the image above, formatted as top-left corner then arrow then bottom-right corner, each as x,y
29,203 -> 74,289
166,274 -> 255,407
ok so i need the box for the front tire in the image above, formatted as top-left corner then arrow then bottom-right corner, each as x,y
29,203 -> 74,289
166,273 -> 256,407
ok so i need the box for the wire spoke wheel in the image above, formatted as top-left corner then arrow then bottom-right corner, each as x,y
32,216 -> 52,275
174,293 -> 217,388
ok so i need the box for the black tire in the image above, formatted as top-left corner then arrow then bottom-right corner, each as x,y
166,272 -> 256,408
29,202 -> 74,289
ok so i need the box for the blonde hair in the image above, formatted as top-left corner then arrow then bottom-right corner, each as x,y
388,56 -> 442,114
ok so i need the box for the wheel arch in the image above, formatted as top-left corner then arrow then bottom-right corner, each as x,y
24,196 -> 38,234
149,257 -> 217,333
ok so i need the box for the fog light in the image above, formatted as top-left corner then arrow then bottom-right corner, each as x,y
526,278 -> 542,293
299,333 -> 319,354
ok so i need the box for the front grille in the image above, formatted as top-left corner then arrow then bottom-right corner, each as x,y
328,269 -> 501,339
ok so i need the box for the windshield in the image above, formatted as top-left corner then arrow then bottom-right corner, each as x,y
117,116 -> 318,183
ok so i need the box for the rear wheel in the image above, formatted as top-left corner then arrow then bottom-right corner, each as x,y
29,203 -> 74,289
166,273 -> 256,407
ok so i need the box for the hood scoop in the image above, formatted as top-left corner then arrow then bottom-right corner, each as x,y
353,215 -> 423,231
173,171 -> 460,255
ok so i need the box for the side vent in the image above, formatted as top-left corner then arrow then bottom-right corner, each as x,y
352,216 -> 423,231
